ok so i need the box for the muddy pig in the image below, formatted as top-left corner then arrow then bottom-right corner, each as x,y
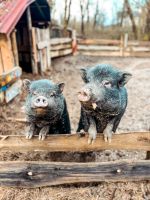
23,79 -> 71,140
77,64 -> 132,144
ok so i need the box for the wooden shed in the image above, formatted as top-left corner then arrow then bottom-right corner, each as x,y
0,0 -> 51,103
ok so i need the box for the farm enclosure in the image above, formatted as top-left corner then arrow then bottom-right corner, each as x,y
0,54 -> 150,199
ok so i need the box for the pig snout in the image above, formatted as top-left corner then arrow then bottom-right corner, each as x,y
78,88 -> 91,102
34,96 -> 48,108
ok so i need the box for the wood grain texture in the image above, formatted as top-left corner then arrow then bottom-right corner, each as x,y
51,48 -> 72,58
0,132 -> 149,152
78,39 -> 121,45
51,38 -> 72,45
0,160 -> 150,188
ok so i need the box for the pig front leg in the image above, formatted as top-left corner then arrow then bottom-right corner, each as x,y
88,118 -> 97,144
103,123 -> 113,143
39,125 -> 49,140
103,113 -> 125,143
26,123 -> 35,139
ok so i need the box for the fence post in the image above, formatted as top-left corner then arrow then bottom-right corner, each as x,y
26,6 -> 38,74
146,151 -> 150,160
71,29 -> 77,55
10,29 -> 19,66
120,35 -> 124,57
124,33 -> 128,57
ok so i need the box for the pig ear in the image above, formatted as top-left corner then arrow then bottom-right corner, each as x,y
80,68 -> 88,82
58,83 -> 65,93
118,72 -> 132,87
23,79 -> 31,91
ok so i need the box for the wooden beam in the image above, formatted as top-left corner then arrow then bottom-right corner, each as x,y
26,7 -> 38,74
78,39 -> 121,46
78,50 -> 121,57
51,48 -> 72,58
78,45 -> 120,51
10,30 -> 19,66
51,43 -> 71,51
0,132 -> 150,152
51,38 -> 72,45
0,160 -> 150,188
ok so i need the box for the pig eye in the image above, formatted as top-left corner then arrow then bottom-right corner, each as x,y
102,80 -> 112,88
32,91 -> 38,95
50,92 -> 56,97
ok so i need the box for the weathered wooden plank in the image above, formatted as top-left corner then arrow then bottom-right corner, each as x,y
0,91 -> 4,103
0,132 -> 149,152
5,79 -> 22,103
37,40 -> 50,50
72,29 -> 77,55
78,39 -> 121,45
26,7 -> 38,74
51,48 -> 72,58
78,50 -> 121,57
51,43 -> 71,51
124,51 -> 150,57
125,47 -> 150,52
0,34 -> 14,73
128,40 -> 150,47
0,66 -> 22,88
36,28 -> 44,74
45,28 -> 51,70
10,30 -> 19,66
51,38 -> 72,45
78,45 -> 120,51
0,160 -> 150,188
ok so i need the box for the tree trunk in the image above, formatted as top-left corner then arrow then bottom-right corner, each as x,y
86,0 -> 90,25
80,0 -> 85,35
93,0 -> 99,29
125,0 -> 138,40
120,1 -> 125,27
63,0 -> 72,36
145,0 -> 150,40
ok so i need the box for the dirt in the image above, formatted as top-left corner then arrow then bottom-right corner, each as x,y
0,55 -> 150,199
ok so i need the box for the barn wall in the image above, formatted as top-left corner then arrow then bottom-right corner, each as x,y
0,34 -> 14,74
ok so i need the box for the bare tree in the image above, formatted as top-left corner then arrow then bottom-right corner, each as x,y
86,0 -> 90,25
93,0 -> 99,29
120,0 -> 126,27
125,0 -> 138,39
80,0 -> 86,35
144,0 -> 150,40
63,0 -> 72,34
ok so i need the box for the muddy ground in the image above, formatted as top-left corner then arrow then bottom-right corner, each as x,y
0,55 -> 150,199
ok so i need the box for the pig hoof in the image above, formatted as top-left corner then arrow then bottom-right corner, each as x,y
88,138 -> 92,144
104,135 -> 112,143
104,135 -> 108,142
77,130 -> 86,137
26,132 -> 33,139
39,134 -> 46,140
108,137 -> 112,143
91,139 -> 95,145
88,137 -> 95,145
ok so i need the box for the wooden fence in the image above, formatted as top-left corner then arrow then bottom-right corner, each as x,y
51,38 -> 73,58
0,131 -> 150,188
50,29 -> 77,59
78,35 -> 150,57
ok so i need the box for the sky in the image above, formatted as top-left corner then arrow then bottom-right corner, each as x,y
52,0 -> 124,26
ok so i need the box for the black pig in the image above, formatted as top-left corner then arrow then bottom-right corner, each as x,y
23,79 -> 71,140
77,64 -> 132,144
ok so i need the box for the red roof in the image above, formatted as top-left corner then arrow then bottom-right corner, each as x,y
0,0 -> 35,35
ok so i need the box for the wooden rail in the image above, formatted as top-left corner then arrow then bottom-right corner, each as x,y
50,38 -> 73,58
0,160 -> 150,188
0,132 -> 150,152
78,38 -> 150,57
